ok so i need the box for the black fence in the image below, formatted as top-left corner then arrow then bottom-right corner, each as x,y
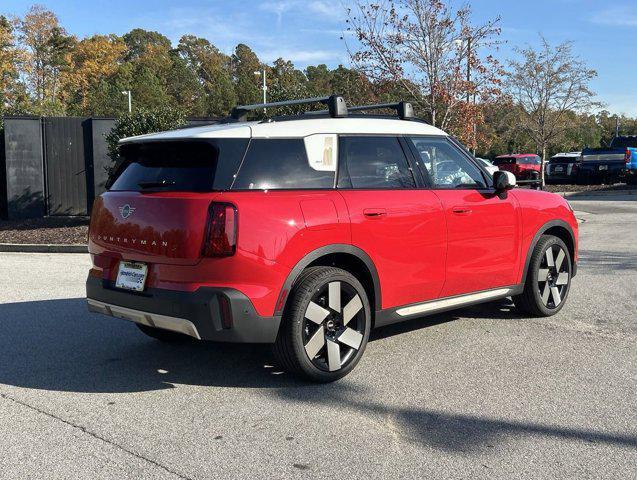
0,116 -> 217,220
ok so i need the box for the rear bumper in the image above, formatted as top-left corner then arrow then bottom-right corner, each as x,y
86,276 -> 281,343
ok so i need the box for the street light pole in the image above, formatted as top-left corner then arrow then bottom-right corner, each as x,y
254,70 -> 267,114
121,90 -> 132,113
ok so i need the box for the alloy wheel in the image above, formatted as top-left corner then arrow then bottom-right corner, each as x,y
302,281 -> 366,372
537,244 -> 570,309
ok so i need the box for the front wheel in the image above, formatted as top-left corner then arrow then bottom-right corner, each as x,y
274,267 -> 371,382
513,235 -> 572,317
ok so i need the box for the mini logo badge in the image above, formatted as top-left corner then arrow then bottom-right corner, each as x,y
118,204 -> 135,219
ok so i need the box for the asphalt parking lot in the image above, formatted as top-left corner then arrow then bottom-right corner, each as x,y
0,194 -> 635,479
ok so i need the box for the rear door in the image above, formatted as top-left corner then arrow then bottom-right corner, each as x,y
89,139 -> 247,265
337,135 -> 446,310
407,136 -> 521,297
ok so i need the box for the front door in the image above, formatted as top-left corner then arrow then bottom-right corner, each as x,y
407,136 -> 520,298
337,135 -> 446,310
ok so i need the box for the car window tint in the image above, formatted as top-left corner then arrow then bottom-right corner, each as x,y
232,138 -> 335,190
408,137 -> 486,189
340,136 -> 415,189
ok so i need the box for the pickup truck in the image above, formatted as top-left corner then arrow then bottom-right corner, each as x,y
578,146 -> 625,185
611,136 -> 637,185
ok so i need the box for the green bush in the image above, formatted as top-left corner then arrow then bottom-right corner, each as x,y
105,106 -> 187,163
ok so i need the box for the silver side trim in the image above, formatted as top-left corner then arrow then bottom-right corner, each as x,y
87,299 -> 201,340
395,287 -> 516,317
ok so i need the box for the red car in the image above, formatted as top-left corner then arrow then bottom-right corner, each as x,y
493,154 -> 542,180
86,97 -> 578,382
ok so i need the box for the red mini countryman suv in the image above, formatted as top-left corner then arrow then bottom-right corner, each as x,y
87,96 -> 578,382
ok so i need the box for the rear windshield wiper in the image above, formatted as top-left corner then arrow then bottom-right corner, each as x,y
137,180 -> 176,189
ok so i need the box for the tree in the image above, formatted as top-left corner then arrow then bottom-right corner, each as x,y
177,35 -> 236,116
122,28 -> 171,61
61,34 -> 126,114
105,106 -> 186,165
345,0 -> 503,148
0,15 -> 29,116
507,37 -> 600,183
15,5 -> 74,114
232,44 -> 263,105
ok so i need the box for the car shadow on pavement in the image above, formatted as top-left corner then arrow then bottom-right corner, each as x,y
271,383 -> 637,452
1,297 -> 635,453
0,297 -> 525,394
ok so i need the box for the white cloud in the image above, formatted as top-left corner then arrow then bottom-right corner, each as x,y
259,1 -> 300,26
589,6 -> 637,27
259,48 -> 344,63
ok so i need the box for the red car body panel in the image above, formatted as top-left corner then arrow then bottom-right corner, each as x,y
89,186 -> 577,319
339,189 -> 446,309
433,190 -> 521,297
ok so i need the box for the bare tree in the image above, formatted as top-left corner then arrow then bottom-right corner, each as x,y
506,37 -> 600,183
345,0 -> 503,148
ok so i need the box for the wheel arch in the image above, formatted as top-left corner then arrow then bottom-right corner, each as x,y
275,245 -> 381,315
521,220 -> 576,285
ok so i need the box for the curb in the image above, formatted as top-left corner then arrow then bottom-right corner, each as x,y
0,243 -> 88,253
558,190 -> 637,198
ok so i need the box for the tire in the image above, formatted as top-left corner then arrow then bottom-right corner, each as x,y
273,266 -> 372,382
513,235 -> 572,317
136,323 -> 191,342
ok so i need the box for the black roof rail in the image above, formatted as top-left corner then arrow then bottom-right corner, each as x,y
347,101 -> 414,120
304,100 -> 415,120
231,95 -> 347,121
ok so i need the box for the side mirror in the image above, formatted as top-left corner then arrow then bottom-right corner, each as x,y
493,170 -> 516,192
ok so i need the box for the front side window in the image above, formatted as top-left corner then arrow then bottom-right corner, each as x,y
408,137 -> 486,189
338,136 -> 416,189
232,138 -> 335,190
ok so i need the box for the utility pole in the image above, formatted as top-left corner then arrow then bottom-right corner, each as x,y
615,116 -> 620,138
121,90 -> 132,113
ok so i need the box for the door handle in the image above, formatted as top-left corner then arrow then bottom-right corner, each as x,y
364,208 -> 387,218
451,207 -> 472,215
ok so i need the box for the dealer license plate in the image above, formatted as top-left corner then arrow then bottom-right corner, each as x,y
555,166 -> 564,173
115,261 -> 148,292
599,165 -> 608,171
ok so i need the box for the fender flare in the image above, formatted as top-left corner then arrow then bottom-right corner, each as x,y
274,244 -> 381,314
520,219 -> 576,285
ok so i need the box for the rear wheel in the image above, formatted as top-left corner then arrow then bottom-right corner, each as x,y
274,267 -> 371,382
514,235 -> 572,317
136,324 -> 191,342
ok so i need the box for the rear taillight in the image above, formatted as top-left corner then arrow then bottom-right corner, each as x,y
626,148 -> 632,164
571,162 -> 579,173
202,202 -> 237,257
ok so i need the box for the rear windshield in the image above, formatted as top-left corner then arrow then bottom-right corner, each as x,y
493,157 -> 516,165
109,140 -> 248,192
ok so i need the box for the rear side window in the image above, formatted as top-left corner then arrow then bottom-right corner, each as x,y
232,139 -> 335,190
338,136 -> 416,189
109,140 -> 247,192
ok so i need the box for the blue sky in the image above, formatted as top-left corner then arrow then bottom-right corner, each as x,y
3,0 -> 636,115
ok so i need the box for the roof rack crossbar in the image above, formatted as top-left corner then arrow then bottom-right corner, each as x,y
347,101 -> 414,120
231,95 -> 347,121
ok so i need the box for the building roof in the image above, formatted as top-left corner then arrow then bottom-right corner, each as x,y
119,117 -> 447,144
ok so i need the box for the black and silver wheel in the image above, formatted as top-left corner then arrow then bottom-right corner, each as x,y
274,266 -> 371,382
514,235 -> 572,317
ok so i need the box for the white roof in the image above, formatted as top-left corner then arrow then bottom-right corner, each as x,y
119,117 -> 447,144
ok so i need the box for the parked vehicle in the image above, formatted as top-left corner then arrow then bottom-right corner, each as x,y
476,157 -> 499,176
546,152 -> 581,184
493,154 -> 542,180
579,146 -> 625,184
86,96 -> 578,382
611,136 -> 637,185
